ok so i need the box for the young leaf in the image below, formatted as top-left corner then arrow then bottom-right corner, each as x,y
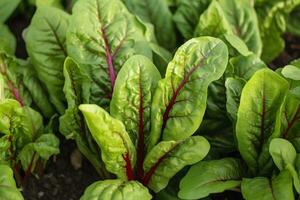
0,165 -> 24,200
282,65 -> 300,81
25,6 -> 69,114
179,158 -> 243,199
79,104 -> 136,180
110,55 -> 161,179
80,180 -> 152,200
149,37 -> 228,149
241,170 -> 294,200
122,0 -> 176,50
143,136 -> 210,192
236,68 -> 289,176
67,0 -> 154,108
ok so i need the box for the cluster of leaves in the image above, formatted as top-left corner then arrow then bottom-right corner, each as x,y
1,0 -> 300,199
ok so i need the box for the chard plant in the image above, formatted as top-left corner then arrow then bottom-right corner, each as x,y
78,36 -> 228,199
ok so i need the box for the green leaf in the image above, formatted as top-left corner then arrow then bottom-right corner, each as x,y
179,158 -> 243,199
281,65 -> 300,81
143,136 -> 210,192
194,0 -> 262,56
257,0 -> 300,62
287,5 -> 300,36
269,138 -> 296,170
236,68 -> 289,176
25,6 -> 69,114
110,55 -> 160,146
149,37 -> 228,149
241,170 -> 294,200
80,180 -> 152,200
0,24 -> 16,55
0,165 -> 24,200
225,77 -> 246,123
218,0 -> 262,56
67,0 -> 154,109
122,0 -> 176,50
0,0 -> 21,22
0,100 -> 33,147
269,138 -> 300,193
173,0 -> 211,39
229,53 -> 267,80
79,104 -> 136,180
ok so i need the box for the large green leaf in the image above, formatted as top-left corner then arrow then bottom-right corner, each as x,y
173,0 -> 211,39
287,5 -> 300,36
149,37 -> 228,149
67,0 -> 154,109
0,24 -> 16,55
122,0 -> 176,50
79,104 -> 136,180
236,68 -> 289,176
80,180 -> 152,200
179,158 -> 243,199
241,170 -> 294,200
143,136 -> 210,192
0,0 -> 21,22
0,165 -> 24,200
25,6 -> 69,114
110,55 -> 161,179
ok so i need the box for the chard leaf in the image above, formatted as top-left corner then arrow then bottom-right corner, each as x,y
241,170 -> 294,200
143,136 -> 210,192
269,138 -> 300,193
173,0 -> 211,39
122,0 -> 176,50
111,55 -> 161,146
229,53 -> 267,81
280,64 -> 300,151
179,158 -> 243,199
0,100 -> 33,148
0,24 -> 16,55
79,104 -> 136,180
194,0 -> 262,56
80,180 -> 152,200
0,165 -> 24,200
110,55 -> 161,179
59,58 -> 108,176
18,133 -> 59,171
0,0 -> 20,22
0,53 -> 55,118
25,6 -> 69,114
149,37 -> 228,149
67,0 -> 154,109
282,65 -> 300,81
287,5 -> 300,36
225,77 -> 246,123
236,68 -> 289,176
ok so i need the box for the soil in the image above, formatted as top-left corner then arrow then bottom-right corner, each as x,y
4,7 -> 300,200
22,139 -> 99,200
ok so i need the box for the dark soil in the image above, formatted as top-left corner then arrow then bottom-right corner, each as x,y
22,140 -> 99,200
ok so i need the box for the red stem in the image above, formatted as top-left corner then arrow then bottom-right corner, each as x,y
136,72 -> 145,180
22,152 -> 36,186
122,153 -> 134,181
